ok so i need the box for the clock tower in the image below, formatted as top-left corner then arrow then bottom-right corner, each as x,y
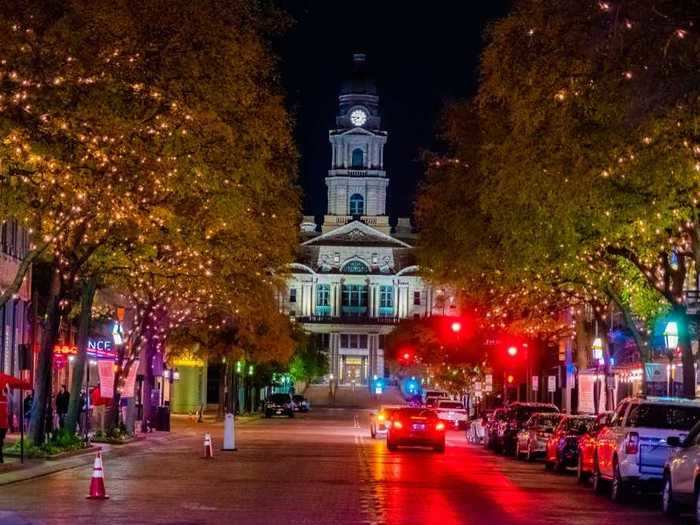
324,53 -> 390,233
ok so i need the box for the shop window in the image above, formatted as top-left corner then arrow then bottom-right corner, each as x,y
413,291 -> 421,305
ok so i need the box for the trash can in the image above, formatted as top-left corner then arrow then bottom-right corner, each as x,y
156,406 -> 170,431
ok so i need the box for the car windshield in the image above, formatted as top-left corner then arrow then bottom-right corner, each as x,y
396,408 -> 437,420
535,414 -> 561,428
269,394 -> 290,404
627,404 -> 700,430
562,417 -> 595,434
438,401 -> 463,409
515,406 -> 557,422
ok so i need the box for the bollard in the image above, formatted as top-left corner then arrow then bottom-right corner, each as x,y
222,413 -> 237,451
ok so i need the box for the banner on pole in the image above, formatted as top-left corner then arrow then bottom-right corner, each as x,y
121,361 -> 140,398
98,360 -> 115,398
531,376 -> 539,392
547,375 -> 557,393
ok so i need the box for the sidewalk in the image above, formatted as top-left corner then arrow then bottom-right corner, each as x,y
0,415 -> 252,487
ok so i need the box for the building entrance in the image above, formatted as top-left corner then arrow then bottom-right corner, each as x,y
341,356 -> 367,384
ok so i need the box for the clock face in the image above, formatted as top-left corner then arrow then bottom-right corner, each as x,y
350,109 -> 367,127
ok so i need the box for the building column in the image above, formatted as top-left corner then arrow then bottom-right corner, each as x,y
302,282 -> 312,316
369,334 -> 379,378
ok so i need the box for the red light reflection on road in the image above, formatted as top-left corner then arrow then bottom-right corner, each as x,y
368,437 -> 532,524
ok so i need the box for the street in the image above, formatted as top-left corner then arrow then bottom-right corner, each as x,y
0,409 -> 682,525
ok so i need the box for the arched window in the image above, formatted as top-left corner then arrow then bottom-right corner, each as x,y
342,260 -> 369,274
351,148 -> 364,168
349,193 -> 364,215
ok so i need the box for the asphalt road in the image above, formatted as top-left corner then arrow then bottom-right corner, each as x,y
0,409 -> 690,524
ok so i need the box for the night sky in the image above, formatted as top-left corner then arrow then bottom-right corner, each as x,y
275,1 -> 509,220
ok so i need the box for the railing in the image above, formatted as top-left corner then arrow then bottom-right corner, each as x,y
296,315 -> 401,325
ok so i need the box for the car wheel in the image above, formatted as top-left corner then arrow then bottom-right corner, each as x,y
592,456 -> 607,495
526,445 -> 534,462
554,452 -> 565,473
434,444 -> 445,453
264,411 -> 272,418
576,455 -> 589,484
610,461 -> 627,503
387,440 -> 397,452
370,427 -> 376,439
288,412 -> 294,418
662,474 -> 678,516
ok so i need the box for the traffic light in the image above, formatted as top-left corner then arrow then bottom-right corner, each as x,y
507,346 -> 518,357
248,364 -> 254,376
451,321 -> 462,333
236,360 -> 243,374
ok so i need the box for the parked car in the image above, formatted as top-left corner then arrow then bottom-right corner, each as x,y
515,412 -> 563,461
661,420 -> 700,518
264,393 -> 294,418
483,408 -> 507,450
386,407 -> 446,452
292,395 -> 310,412
435,399 -> 468,429
370,405 -> 402,439
592,396 -> 700,502
577,412 -> 613,483
497,402 -> 560,456
544,414 -> 596,471
424,390 -> 450,408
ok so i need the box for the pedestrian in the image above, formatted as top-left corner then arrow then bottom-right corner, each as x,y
91,385 -> 106,434
0,385 -> 8,463
56,385 -> 69,429
23,390 -> 33,433
78,389 -> 88,434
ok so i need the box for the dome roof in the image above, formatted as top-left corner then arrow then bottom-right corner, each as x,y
339,53 -> 377,96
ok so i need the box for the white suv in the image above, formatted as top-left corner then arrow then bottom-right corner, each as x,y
435,400 -> 468,429
661,421 -> 700,520
592,396 -> 700,502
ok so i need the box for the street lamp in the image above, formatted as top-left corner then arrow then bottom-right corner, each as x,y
664,321 -> 679,396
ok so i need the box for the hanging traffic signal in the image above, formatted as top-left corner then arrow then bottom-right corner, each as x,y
451,321 -> 462,333
507,346 -> 518,357
248,364 -> 254,376
236,360 -> 243,374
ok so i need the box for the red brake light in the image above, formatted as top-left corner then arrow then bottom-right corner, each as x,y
625,432 -> 639,454
436,422 -> 445,431
392,420 -> 403,429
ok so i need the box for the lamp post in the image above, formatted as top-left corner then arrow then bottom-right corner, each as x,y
664,321 -> 679,396
592,337 -> 604,414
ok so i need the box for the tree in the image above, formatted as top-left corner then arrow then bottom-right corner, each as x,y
418,0 -> 700,396
0,0 -> 299,443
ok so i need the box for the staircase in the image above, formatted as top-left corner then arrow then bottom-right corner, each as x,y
303,384 -> 405,409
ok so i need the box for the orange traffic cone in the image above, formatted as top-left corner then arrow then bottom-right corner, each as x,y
87,448 -> 109,500
202,432 -> 214,459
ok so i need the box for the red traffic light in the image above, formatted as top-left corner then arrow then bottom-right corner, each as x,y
507,346 -> 518,357
451,321 -> 462,333
507,374 -> 514,384
403,352 -> 411,360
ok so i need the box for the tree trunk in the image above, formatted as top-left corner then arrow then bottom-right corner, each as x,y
29,269 -> 62,445
674,306 -> 695,399
217,362 -> 226,419
65,277 -> 97,436
140,339 -> 157,432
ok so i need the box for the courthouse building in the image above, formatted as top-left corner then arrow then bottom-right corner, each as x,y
281,54 -> 457,385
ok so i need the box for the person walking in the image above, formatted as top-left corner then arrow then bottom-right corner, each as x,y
55,385 -> 69,429
23,390 -> 33,433
91,385 -> 107,434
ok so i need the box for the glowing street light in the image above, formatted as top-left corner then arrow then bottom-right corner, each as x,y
664,321 -> 679,351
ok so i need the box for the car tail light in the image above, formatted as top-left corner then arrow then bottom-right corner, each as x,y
625,432 -> 639,455
392,420 -> 403,429
436,422 -> 445,431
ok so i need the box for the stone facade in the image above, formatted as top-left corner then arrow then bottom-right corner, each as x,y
283,54 -> 458,385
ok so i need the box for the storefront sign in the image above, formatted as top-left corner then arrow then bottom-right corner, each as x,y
484,374 -> 493,393
531,376 -> 539,392
547,375 -> 557,393
53,337 -> 116,360
98,360 -> 115,398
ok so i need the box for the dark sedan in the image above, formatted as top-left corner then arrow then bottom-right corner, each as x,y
545,415 -> 596,471
387,407 -> 446,452
264,393 -> 294,418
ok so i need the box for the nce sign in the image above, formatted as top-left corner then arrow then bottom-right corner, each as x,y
88,338 -> 114,358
